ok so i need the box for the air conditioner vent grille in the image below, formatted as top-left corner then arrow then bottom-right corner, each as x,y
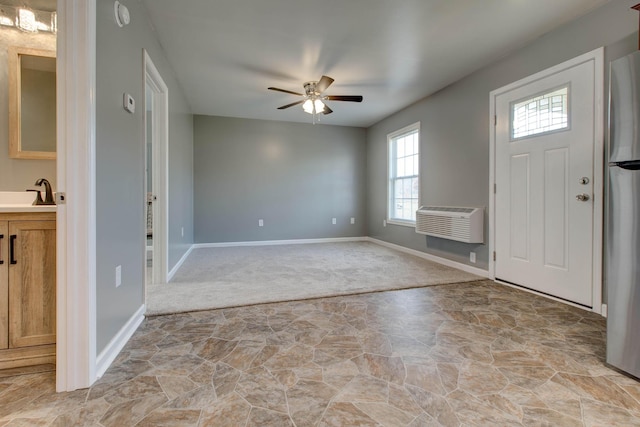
421,206 -> 475,214
415,206 -> 483,243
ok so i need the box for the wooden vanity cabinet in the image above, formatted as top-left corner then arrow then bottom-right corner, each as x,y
0,212 -> 56,370
0,221 -> 8,350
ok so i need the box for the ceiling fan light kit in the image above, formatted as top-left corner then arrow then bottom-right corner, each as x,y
268,75 -> 363,123
302,99 -> 326,114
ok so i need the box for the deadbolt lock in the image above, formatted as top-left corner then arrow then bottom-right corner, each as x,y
579,177 -> 590,185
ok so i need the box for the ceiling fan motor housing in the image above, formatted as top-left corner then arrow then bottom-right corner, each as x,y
304,81 -> 320,97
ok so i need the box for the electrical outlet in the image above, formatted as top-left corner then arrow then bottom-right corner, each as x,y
115,265 -> 122,287
181,227 -> 184,237
383,219 -> 387,227
350,217 -> 355,224
258,219 -> 264,227
332,218 -> 337,225
470,252 -> 476,263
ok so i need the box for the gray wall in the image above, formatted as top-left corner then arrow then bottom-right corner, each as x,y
96,0 -> 193,353
194,115 -> 366,243
168,100 -> 194,268
367,0 -> 639,271
0,23 -> 56,191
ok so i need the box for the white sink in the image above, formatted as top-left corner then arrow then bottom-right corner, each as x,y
0,192 -> 38,205
0,192 -> 56,212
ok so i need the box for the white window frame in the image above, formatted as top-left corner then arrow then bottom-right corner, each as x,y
387,122 -> 420,227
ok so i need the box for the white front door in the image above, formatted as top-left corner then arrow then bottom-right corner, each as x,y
494,52 -> 601,307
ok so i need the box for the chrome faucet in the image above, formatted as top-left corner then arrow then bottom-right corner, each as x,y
34,178 -> 55,205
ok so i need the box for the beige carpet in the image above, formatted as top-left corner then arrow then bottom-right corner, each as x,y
146,241 -> 481,315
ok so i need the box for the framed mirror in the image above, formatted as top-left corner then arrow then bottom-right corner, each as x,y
8,46 -> 56,160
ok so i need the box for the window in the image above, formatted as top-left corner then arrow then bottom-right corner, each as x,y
388,123 -> 420,225
511,85 -> 569,140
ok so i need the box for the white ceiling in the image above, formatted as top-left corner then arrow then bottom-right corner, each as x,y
141,0 -> 611,127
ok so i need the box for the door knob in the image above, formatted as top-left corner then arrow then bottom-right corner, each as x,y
576,193 -> 590,202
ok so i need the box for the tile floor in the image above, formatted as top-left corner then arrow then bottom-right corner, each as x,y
1,280 -> 639,426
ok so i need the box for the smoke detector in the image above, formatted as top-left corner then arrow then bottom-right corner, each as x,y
114,1 -> 130,27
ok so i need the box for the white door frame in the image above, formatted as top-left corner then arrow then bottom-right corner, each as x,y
143,50 -> 169,285
56,0 -> 97,391
488,47 -> 604,314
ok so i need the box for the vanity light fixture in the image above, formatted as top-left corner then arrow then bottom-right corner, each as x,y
0,3 -> 57,33
17,8 -> 36,32
0,9 -> 13,27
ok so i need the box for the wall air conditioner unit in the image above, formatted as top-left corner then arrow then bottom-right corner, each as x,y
416,206 -> 483,243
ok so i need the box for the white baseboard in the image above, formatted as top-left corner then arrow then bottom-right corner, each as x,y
95,304 -> 145,379
193,236 -> 368,249
366,237 -> 489,278
167,245 -> 195,281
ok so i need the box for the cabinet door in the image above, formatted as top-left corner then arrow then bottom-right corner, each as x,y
0,221 -> 7,349
8,220 -> 56,348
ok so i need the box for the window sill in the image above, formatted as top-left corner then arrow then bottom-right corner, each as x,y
387,219 -> 416,228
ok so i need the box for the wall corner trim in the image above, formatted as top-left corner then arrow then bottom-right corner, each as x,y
366,237 -> 490,278
95,304 -> 145,379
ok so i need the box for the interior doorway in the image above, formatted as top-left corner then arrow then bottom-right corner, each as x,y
145,82 -> 154,286
143,50 -> 168,288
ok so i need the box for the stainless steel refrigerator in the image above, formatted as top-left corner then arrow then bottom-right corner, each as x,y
607,51 -> 640,379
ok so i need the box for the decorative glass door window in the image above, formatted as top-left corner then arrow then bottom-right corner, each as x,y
511,86 -> 569,140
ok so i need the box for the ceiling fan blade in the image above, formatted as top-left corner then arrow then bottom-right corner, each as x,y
268,87 -> 304,96
277,100 -> 305,110
315,75 -> 334,93
325,95 -> 363,102
322,105 -> 333,115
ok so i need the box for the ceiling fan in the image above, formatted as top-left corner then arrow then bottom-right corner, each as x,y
268,75 -> 363,120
